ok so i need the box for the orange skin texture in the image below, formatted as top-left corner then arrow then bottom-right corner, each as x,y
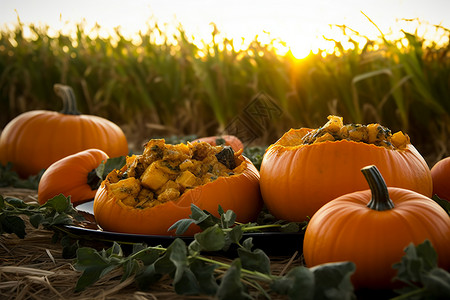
93,156 -> 262,236
192,135 -> 244,152
38,149 -> 109,205
260,129 -> 432,222
303,187 -> 450,290
0,110 -> 128,178
431,156 -> 450,202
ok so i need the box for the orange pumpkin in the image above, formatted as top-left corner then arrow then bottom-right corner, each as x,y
0,84 -> 128,178
260,116 -> 432,222
93,140 -> 262,236
431,156 -> 450,201
38,149 -> 109,205
192,135 -> 244,152
303,165 -> 450,290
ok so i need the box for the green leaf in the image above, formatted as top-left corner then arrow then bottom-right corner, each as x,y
131,244 -> 161,266
170,204 -> 221,235
432,195 -> 450,216
42,194 -> 71,213
194,224 -> 226,252
173,268 -> 201,295
280,222 -> 301,233
238,247 -> 271,275
135,264 -> 163,290
190,260 -> 219,295
393,240 -> 437,285
122,259 -> 140,282
168,218 -> 196,235
154,239 -> 186,275
216,259 -> 251,300
189,204 -> 220,229
391,239 -> 450,299
74,246 -> 124,292
61,235 -> 79,259
29,213 -> 44,228
423,268 -> 450,297
0,214 -> 26,238
310,261 -> 356,300
168,238 -> 189,284
95,156 -> 127,180
225,225 -> 243,249
4,197 -> 28,208
220,209 -> 236,229
271,266 -> 315,300
0,162 -> 43,189
242,237 -> 254,251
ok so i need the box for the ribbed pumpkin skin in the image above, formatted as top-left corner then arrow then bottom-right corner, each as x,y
431,156 -> 450,201
260,138 -> 432,222
303,187 -> 450,289
0,111 -> 128,178
93,157 -> 262,236
38,149 -> 109,205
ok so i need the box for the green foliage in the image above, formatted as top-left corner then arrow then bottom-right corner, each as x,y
392,240 -> 450,299
0,194 -> 84,238
72,204 -> 354,299
0,162 -> 43,189
2,194 -> 448,299
432,195 -> 450,216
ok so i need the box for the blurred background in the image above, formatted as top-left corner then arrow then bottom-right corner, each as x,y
1,0 -> 449,165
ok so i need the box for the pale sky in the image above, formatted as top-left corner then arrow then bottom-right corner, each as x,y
1,0 -> 448,57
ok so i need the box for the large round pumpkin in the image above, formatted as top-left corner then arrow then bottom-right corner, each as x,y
303,165 -> 450,290
260,115 -> 432,222
0,84 -> 128,178
93,140 -> 262,236
430,156 -> 450,202
38,149 -> 109,205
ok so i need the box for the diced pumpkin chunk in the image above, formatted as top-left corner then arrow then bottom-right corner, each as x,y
157,188 -> 180,203
176,170 -> 198,188
323,115 -> 343,133
122,196 -> 137,207
141,162 -> 170,190
109,177 -> 141,200
108,139 -> 247,209
313,132 -> 335,143
391,131 -> 409,149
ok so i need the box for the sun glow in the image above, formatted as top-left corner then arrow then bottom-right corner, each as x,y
0,0 -> 448,59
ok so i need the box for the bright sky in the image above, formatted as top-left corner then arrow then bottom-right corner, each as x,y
1,0 -> 449,58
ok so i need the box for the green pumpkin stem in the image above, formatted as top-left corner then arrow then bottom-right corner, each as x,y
361,165 -> 395,211
54,84 -> 81,115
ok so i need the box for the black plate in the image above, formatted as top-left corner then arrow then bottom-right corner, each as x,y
63,201 -> 304,256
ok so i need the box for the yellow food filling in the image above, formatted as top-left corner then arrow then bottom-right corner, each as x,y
105,139 -> 246,209
284,115 -> 410,150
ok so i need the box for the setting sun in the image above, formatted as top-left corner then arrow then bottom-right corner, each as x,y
1,0 -> 448,57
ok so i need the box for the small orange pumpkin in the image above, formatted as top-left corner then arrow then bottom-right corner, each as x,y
93,140 -> 262,236
431,156 -> 450,201
303,165 -> 450,290
0,84 -> 128,178
260,116 -> 432,222
192,135 -> 244,152
38,149 -> 109,205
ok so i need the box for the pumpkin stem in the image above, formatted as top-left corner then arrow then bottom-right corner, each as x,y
361,165 -> 395,211
54,84 -> 81,115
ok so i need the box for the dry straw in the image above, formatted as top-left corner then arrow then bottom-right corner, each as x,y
0,188 -> 302,299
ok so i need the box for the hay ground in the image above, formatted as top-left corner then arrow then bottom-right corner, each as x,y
0,188 -> 303,300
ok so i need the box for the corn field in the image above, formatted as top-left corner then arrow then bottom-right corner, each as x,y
1,19 -> 449,165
